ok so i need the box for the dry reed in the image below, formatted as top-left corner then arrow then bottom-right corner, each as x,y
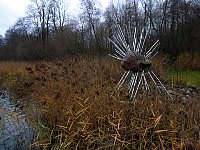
0,56 -> 199,149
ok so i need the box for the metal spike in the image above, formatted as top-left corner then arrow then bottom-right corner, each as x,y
131,71 -> 144,100
143,73 -> 150,91
108,38 -> 126,56
146,43 -> 159,58
136,28 -> 144,53
133,27 -> 137,52
129,73 -> 137,93
149,52 -> 158,59
126,23 -> 133,49
145,40 -> 159,57
108,54 -> 122,61
129,73 -> 135,92
130,72 -> 139,100
113,36 -> 128,54
150,70 -> 173,99
115,71 -> 130,92
141,31 -> 148,55
147,71 -> 161,93
116,25 -> 128,48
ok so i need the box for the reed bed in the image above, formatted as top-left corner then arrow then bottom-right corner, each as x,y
0,56 -> 200,149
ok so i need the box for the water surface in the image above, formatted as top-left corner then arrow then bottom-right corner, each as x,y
0,90 -> 36,150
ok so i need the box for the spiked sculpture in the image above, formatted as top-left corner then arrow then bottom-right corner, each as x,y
109,24 -> 171,100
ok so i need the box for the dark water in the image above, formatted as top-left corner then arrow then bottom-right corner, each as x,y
0,90 -> 36,150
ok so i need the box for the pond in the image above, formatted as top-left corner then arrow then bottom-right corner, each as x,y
0,90 -> 36,150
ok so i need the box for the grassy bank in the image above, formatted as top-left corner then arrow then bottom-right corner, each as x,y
0,56 -> 200,149
166,69 -> 200,87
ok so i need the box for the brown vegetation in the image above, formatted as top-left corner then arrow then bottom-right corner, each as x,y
175,52 -> 200,70
0,56 -> 200,149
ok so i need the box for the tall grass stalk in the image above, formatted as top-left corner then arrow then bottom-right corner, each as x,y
0,56 -> 199,149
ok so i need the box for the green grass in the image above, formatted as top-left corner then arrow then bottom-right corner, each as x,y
166,69 -> 200,87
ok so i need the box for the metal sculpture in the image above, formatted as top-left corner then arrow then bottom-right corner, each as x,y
109,23 -> 172,100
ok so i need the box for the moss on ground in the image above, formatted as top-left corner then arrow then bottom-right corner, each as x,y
166,69 -> 200,87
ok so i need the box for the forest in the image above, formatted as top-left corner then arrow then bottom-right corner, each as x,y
0,0 -> 199,61
0,0 -> 200,149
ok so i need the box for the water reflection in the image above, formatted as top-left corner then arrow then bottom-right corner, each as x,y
0,90 -> 36,150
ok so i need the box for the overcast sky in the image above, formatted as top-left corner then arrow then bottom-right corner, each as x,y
0,0 -> 110,37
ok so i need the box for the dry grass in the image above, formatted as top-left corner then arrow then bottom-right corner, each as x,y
0,56 -> 200,149
175,52 -> 200,70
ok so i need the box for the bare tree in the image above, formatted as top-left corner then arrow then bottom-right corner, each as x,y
49,0 -> 67,33
1,0 -> 199,60
27,0 -> 53,57
80,0 -> 102,54
0,35 -> 4,48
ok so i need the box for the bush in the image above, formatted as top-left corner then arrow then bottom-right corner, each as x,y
175,52 -> 200,70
